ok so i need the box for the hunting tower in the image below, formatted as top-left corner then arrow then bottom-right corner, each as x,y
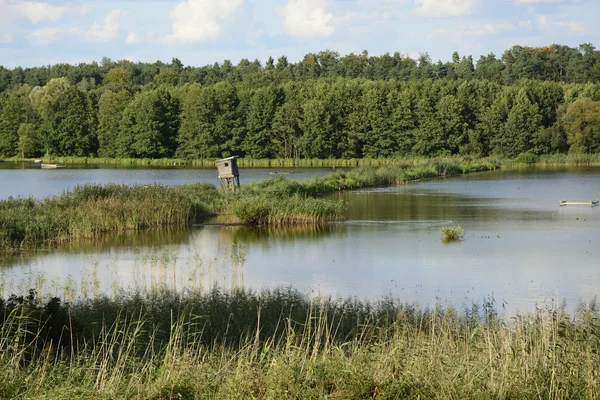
216,156 -> 240,191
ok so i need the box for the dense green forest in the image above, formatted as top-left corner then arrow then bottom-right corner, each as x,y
1,43 -> 600,160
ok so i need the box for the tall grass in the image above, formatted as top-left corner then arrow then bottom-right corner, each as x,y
13,155 -> 503,169
1,288 -> 599,398
0,184 -> 214,253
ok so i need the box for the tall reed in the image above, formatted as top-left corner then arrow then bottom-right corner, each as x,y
1,288 -> 599,399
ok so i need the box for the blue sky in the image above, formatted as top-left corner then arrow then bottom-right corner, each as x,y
0,0 -> 598,68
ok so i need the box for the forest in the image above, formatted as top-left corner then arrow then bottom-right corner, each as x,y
1,43 -> 600,160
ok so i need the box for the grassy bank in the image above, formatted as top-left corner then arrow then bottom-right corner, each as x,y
13,156 -> 425,168
1,287 -> 599,399
12,153 -> 600,168
0,158 -> 500,253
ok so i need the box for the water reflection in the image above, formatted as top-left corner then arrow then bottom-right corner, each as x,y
230,224 -> 341,244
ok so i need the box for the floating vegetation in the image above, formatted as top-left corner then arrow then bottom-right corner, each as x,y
440,225 -> 465,241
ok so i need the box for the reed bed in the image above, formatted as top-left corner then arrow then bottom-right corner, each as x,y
0,287 -> 599,399
14,156 -> 501,169
537,153 -> 600,166
0,184 -> 208,253
231,195 -> 345,225
239,157 -> 500,198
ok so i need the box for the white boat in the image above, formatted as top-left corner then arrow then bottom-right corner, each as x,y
41,163 -> 66,169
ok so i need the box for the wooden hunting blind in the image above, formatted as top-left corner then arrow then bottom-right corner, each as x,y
216,156 -> 240,191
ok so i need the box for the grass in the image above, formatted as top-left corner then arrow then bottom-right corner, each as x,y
10,153 -> 600,168
11,155 -> 503,169
440,225 -> 465,241
0,287 -> 599,399
0,184 -> 215,253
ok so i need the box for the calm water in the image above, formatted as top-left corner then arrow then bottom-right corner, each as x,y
0,162 -> 335,199
1,166 -> 599,312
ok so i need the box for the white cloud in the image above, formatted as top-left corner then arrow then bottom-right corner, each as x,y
537,15 -> 588,35
414,0 -> 478,17
518,20 -> 533,31
280,0 -> 335,39
456,23 -> 514,38
0,32 -> 13,43
126,32 -> 143,45
13,1 -> 67,25
84,9 -> 123,42
163,0 -> 244,44
426,28 -> 449,40
29,27 -> 62,45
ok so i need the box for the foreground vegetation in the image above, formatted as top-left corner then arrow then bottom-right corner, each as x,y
0,158 -> 499,253
1,287 -> 599,399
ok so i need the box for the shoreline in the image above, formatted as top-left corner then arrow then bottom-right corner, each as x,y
4,153 -> 600,169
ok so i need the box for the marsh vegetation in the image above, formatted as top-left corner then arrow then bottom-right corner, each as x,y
1,286 -> 599,399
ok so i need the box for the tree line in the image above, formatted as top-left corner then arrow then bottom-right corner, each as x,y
1,44 -> 600,160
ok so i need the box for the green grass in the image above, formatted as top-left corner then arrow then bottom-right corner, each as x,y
0,184 -> 214,253
1,287 -> 599,399
440,225 -> 465,241
12,155 -> 502,169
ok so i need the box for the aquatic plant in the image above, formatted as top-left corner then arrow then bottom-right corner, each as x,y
440,225 -> 464,241
231,194 -> 345,225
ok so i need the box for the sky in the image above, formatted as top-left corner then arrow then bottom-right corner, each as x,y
0,0 -> 598,68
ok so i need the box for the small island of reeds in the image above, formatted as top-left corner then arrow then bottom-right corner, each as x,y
440,225 -> 465,241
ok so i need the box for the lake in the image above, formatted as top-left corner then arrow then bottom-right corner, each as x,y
1,165 -> 599,312
0,162 -> 336,199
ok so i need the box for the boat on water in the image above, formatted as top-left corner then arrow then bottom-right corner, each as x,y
559,199 -> 599,207
41,163 -> 66,169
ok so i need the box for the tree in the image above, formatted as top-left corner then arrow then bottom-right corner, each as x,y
0,92 -> 25,157
118,88 -> 179,158
18,123 -> 41,158
176,82 -> 242,159
501,89 -> 542,157
565,98 -> 600,153
271,101 -> 303,159
475,53 -> 505,83
103,67 -> 129,87
242,86 -> 283,158
29,78 -> 96,156
97,90 -> 132,157
154,68 -> 181,87
299,99 -> 332,158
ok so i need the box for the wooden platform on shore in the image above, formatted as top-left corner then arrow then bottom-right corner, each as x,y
559,199 -> 599,207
